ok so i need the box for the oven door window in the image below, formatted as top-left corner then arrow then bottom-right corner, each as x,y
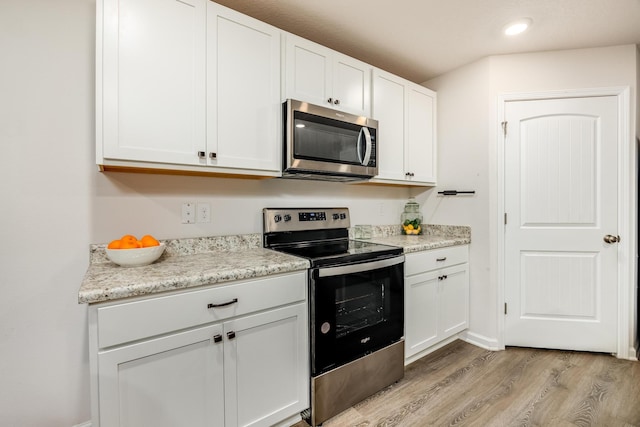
310,258 -> 403,376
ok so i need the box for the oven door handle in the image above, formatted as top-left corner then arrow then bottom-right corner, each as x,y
317,255 -> 404,277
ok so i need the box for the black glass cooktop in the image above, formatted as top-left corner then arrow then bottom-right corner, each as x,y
273,239 -> 402,267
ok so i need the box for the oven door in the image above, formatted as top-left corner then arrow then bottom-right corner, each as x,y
310,255 -> 404,376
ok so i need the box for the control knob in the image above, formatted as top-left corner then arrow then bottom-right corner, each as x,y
332,213 -> 340,220
274,214 -> 282,223
283,214 -> 292,222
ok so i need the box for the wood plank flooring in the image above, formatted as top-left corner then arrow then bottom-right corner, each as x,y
292,340 -> 640,427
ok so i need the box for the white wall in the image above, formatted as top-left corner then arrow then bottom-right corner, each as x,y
0,1 -> 411,425
420,58 -> 496,347
426,44 -> 638,351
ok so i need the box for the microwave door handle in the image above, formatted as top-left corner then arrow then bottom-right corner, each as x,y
357,128 -> 365,164
361,127 -> 372,166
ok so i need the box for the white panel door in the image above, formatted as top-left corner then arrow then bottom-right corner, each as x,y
98,324 -> 224,427
405,270 -> 440,357
332,53 -> 371,116
101,0 -> 206,164
406,85 -> 437,184
372,69 -> 406,181
504,96 -> 619,352
284,35 -> 332,108
207,4 -> 281,172
224,303 -> 308,427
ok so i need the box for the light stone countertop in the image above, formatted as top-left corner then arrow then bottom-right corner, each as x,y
78,225 -> 470,305
78,235 -> 309,304
350,224 -> 471,253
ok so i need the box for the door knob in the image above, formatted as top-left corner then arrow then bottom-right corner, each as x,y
603,234 -> 620,244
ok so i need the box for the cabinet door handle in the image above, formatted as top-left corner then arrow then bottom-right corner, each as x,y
213,334 -> 223,343
209,152 -> 217,159
327,97 -> 333,104
436,257 -> 447,262
207,298 -> 238,309
197,151 -> 206,159
227,331 -> 236,340
334,99 -> 340,105
438,275 -> 448,281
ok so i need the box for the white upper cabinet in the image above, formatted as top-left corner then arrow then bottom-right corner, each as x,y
371,70 -> 406,181
406,84 -> 437,184
98,0 -> 207,165
97,0 -> 282,177
284,34 -> 371,116
371,68 -> 437,186
207,3 -> 281,174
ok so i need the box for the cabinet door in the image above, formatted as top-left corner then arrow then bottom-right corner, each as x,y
284,34 -> 371,116
406,84 -> 437,184
439,265 -> 469,337
284,35 -> 332,108
224,303 -> 309,427
98,324 -> 224,427
100,0 -> 206,165
207,4 -> 281,172
372,69 -> 407,181
332,52 -> 371,116
405,270 -> 440,358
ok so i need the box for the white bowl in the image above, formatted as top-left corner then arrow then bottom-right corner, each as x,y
105,243 -> 165,267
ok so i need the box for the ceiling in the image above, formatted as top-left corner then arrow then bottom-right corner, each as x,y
212,0 -> 640,83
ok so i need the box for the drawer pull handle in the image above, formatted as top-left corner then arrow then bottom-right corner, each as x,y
438,275 -> 448,281
227,331 -> 236,340
213,334 -> 223,343
436,257 -> 447,262
207,298 -> 238,309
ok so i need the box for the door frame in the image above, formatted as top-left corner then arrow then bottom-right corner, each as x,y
496,87 -> 636,359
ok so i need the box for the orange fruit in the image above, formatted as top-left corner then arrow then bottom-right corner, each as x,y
119,239 -> 141,249
141,235 -> 160,247
120,234 -> 138,245
107,239 -> 121,249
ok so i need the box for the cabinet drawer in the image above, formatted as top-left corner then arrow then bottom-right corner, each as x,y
96,271 -> 306,348
405,245 -> 468,276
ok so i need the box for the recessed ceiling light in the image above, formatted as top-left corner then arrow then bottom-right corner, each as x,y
504,18 -> 532,36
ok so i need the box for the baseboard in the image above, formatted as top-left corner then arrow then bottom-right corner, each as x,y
627,345 -> 638,361
460,330 -> 501,351
404,335 -> 460,366
72,422 -> 91,427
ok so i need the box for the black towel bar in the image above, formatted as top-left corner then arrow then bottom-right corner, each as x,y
437,190 -> 476,196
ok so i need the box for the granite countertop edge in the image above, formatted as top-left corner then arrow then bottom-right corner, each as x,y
79,225 -> 470,305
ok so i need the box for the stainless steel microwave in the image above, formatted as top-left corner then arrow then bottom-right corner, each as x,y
282,99 -> 378,182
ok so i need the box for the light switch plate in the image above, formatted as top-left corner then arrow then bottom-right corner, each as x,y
182,203 -> 195,224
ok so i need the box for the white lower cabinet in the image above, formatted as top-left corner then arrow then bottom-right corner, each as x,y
98,324 -> 225,427
89,272 -> 309,427
404,245 -> 469,363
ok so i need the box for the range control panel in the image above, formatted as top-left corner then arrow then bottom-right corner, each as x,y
263,208 -> 350,233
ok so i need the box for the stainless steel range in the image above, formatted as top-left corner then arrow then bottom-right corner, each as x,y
263,207 -> 405,426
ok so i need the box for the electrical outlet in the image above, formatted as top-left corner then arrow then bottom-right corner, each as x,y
197,203 -> 211,223
182,203 -> 195,224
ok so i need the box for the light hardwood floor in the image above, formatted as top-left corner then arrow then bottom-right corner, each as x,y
293,340 -> 640,427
